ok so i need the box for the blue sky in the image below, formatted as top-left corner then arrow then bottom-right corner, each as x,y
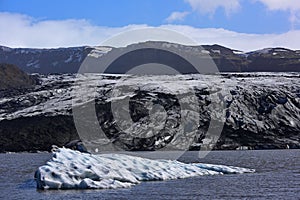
0,0 -> 296,33
0,0 -> 299,50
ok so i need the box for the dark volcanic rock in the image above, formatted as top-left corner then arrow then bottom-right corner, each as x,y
0,63 -> 36,90
64,140 -> 89,153
0,115 -> 78,152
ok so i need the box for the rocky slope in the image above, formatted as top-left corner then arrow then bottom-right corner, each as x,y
0,63 -> 36,90
0,43 -> 300,74
0,73 -> 299,152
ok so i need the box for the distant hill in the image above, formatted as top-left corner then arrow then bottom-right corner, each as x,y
0,63 -> 36,90
0,46 -> 93,74
0,42 -> 300,74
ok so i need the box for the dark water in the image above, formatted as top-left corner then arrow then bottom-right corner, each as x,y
0,150 -> 299,200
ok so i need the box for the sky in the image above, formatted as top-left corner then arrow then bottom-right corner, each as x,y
0,0 -> 300,51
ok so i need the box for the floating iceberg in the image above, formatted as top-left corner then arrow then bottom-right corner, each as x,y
35,148 -> 255,190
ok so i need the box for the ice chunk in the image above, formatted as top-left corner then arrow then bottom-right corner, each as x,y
35,148 -> 255,190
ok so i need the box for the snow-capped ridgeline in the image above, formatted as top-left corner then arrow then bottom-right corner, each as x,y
35,148 -> 255,189
1,42 -> 300,73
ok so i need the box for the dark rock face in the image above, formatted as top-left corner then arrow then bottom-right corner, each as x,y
0,115 -> 78,152
0,43 -> 300,74
0,63 -> 36,90
64,140 -> 89,153
0,73 -> 299,152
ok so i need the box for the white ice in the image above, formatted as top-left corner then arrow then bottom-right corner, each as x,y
35,148 -> 255,190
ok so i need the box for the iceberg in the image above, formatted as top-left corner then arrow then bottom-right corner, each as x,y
34,148 -> 255,190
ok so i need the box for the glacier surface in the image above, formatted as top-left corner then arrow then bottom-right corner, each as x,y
35,148 -> 255,190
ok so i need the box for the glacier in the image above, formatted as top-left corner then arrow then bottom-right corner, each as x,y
1,73 -> 299,152
34,148 -> 255,190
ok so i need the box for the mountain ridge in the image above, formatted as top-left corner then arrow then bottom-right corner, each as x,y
1,42 -> 300,74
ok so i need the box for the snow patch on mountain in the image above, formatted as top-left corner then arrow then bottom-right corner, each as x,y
88,46 -> 112,58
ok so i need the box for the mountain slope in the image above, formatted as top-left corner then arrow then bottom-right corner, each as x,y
0,46 -> 93,73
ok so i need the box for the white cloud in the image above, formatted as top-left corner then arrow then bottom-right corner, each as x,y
184,0 -> 241,16
255,0 -> 300,11
165,11 -> 189,23
1,12 -> 300,51
256,0 -> 300,28
0,12 -> 148,48
162,25 -> 300,51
